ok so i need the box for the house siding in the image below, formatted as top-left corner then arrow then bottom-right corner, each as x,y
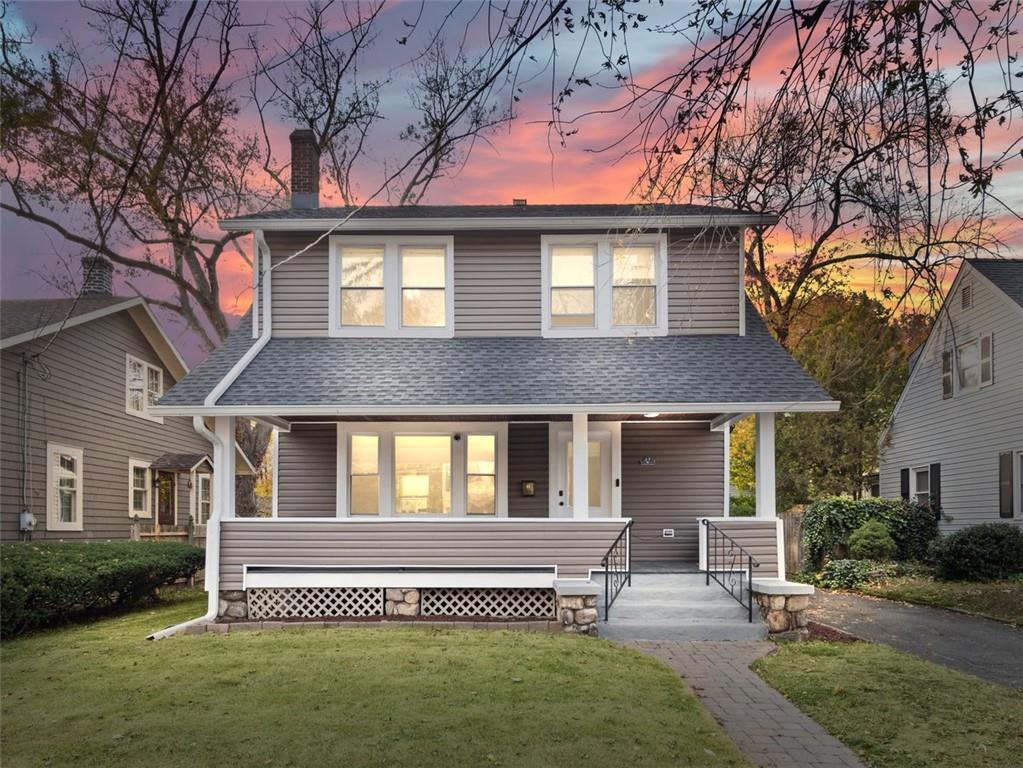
622,422 -> 724,563
218,518 -> 629,589
275,423 -> 337,518
0,312 -> 211,540
507,422 -> 549,517
705,519 -> 780,579
879,267 -> 1023,531
265,228 -> 740,337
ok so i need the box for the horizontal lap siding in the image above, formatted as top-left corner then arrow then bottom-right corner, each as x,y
507,423 -> 549,517
276,423 -> 336,517
268,232 -> 330,337
218,519 -> 628,589
708,520 -> 779,578
667,229 -> 740,335
622,422 -> 723,562
454,232 -> 541,336
0,314 -> 211,540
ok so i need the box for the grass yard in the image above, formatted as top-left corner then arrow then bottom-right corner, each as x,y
754,641 -> 1023,768
1,590 -> 750,768
858,576 -> 1023,626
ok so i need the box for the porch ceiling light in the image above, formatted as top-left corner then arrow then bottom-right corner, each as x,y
643,412 -> 660,418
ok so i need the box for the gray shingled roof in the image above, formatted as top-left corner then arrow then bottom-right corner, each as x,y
150,452 -> 211,471
223,202 -> 757,224
1,297 -> 135,341
159,312 -> 257,406
161,301 -> 832,409
970,258 -> 1023,309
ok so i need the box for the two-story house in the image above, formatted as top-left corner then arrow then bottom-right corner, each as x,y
150,129 -> 836,635
0,258 -> 252,543
880,259 -> 1023,529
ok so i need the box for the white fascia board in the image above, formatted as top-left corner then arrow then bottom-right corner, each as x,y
149,400 -> 841,417
220,214 -> 779,232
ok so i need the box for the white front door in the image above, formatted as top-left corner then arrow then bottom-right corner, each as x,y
552,428 -> 612,518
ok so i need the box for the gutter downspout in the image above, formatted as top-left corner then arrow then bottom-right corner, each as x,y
147,232 -> 273,640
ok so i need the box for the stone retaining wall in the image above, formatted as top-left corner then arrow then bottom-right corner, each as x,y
557,593 -> 599,635
754,593 -> 810,638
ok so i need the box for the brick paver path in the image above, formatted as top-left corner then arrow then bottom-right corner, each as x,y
627,641 -> 865,768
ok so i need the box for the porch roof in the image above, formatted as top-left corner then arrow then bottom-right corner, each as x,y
158,300 -> 836,413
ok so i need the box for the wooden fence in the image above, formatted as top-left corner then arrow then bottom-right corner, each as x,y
779,509 -> 804,574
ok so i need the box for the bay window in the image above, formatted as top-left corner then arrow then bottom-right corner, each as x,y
542,233 -> 668,337
339,423 -> 507,517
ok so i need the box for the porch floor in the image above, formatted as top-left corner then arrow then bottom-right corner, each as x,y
631,559 -> 701,574
598,573 -> 768,642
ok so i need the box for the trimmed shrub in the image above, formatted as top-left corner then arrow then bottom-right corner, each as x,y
729,494 -> 756,517
816,559 -> 889,590
929,524 -> 1023,582
848,520 -> 896,561
1,541 -> 204,638
802,496 -> 939,568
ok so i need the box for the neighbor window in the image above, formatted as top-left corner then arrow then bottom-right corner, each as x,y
47,443 -> 83,532
952,334 -> 993,395
126,354 -> 163,421
911,465 -> 930,507
466,434 -> 496,515
394,435 -> 452,515
330,236 -> 453,337
128,459 -> 151,518
197,475 -> 212,524
349,434 -> 380,516
542,234 -> 666,336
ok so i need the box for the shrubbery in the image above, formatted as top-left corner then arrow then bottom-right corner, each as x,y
929,524 -> 1023,582
1,541 -> 204,639
802,497 -> 938,568
848,519 -> 896,561
729,494 -> 756,517
815,559 -> 891,589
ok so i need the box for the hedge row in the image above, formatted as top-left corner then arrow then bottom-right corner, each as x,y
1,541 -> 204,639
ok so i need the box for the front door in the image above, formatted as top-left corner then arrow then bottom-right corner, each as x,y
553,429 -> 612,518
157,472 -> 176,527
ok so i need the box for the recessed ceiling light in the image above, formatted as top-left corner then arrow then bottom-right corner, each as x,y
643,412 -> 660,418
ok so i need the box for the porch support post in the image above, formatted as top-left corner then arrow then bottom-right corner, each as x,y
755,412 -> 776,519
214,416 -> 236,519
722,422 -> 731,516
572,412 -> 589,519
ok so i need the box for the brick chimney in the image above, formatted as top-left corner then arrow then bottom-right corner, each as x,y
81,255 -> 113,296
290,129 -> 320,209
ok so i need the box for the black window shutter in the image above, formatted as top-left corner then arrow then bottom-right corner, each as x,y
929,463 -> 941,512
900,468 -> 910,500
999,452 -> 1013,519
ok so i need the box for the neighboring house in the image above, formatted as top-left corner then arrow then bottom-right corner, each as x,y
880,259 -> 1023,530
151,130 -> 837,629
0,258 -> 252,542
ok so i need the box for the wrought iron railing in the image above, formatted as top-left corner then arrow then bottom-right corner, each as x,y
701,519 -> 759,622
601,519 -> 633,620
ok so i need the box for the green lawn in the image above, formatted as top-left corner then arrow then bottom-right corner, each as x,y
1,590 -> 750,768
858,576 -> 1023,626
754,641 -> 1023,768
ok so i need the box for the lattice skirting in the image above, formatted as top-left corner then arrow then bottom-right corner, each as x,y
420,588 -> 556,618
247,587 -> 384,619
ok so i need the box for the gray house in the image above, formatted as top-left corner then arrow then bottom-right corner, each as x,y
0,259 -> 251,542
880,259 -> 1023,530
150,130 -> 835,635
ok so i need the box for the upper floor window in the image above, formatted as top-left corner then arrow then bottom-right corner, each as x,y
329,236 -> 453,337
541,234 -> 668,337
126,354 -> 163,422
953,333 -> 993,395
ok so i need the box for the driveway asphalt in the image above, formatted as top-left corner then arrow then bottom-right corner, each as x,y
808,590 -> 1022,689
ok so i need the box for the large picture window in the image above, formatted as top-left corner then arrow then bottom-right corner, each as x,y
395,435 -> 452,515
47,443 -> 84,532
542,234 -> 668,337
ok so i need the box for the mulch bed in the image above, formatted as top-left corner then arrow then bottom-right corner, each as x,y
805,621 -> 861,643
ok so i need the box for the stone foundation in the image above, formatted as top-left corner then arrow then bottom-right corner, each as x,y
557,593 -> 599,636
751,580 -> 814,639
219,590 -> 247,619
385,588 -> 420,616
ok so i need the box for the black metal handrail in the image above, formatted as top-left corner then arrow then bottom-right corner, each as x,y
701,519 -> 759,622
601,519 -> 633,620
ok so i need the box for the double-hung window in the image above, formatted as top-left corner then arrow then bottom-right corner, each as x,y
47,443 -> 84,531
196,475 -> 212,524
330,236 -> 453,337
349,435 -> 380,516
542,234 -> 667,337
126,354 -> 163,422
911,465 -> 930,507
128,459 -> 151,518
950,333 -> 993,395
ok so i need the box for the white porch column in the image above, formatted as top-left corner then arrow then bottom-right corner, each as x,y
214,416 -> 236,519
572,412 -> 589,519
722,422 -> 731,516
755,412 -> 776,519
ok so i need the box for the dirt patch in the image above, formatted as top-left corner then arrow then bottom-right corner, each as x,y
805,620 -> 861,643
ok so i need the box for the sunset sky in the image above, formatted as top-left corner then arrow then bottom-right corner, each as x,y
2,1 -> 1020,364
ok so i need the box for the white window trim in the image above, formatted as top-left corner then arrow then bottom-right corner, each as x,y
125,353 -> 164,423
194,472 -> 212,526
910,464 -> 931,507
46,443 -> 84,532
540,233 -> 668,338
336,422 -> 508,518
128,459 -> 152,518
328,235 -> 455,338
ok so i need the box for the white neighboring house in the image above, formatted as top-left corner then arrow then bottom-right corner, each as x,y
879,259 -> 1023,530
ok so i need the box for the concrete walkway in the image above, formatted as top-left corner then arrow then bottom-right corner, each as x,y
628,641 -> 865,768
808,590 -> 1023,688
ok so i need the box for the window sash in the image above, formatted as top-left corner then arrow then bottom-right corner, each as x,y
130,462 -> 150,516
48,444 -> 83,530
126,355 -> 163,419
349,435 -> 380,516
911,466 -> 930,507
198,476 -> 212,524
466,434 -> 496,516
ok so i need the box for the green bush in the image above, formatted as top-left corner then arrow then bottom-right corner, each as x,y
802,496 -> 938,568
0,541 -> 204,638
816,559 -> 890,589
729,494 -> 756,517
929,524 -> 1023,582
848,520 -> 896,561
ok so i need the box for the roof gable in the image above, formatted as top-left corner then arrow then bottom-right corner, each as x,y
967,258 -> 1023,310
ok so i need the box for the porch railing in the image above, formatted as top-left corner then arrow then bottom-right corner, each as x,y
601,519 -> 633,620
701,518 -> 758,622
